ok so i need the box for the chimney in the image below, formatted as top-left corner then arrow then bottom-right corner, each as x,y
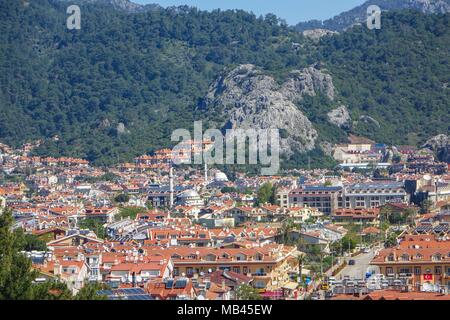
222,280 -> 226,290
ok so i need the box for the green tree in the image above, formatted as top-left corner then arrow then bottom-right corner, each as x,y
74,282 -> 107,300
31,281 -> 72,300
114,193 -> 130,204
256,183 -> 275,206
235,284 -> 262,300
117,207 -> 147,220
0,208 -> 36,299
420,199 -> 433,214
78,218 -> 106,239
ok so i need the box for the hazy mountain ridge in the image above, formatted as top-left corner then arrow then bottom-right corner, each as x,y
295,0 -> 450,31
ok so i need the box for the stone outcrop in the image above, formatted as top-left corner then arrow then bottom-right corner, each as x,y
302,29 -> 338,41
204,64 -> 338,155
327,105 -> 352,129
423,134 -> 450,163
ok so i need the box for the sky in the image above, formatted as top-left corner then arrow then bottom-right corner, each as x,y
134,0 -> 367,25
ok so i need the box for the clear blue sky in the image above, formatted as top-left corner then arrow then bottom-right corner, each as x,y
134,0 -> 367,25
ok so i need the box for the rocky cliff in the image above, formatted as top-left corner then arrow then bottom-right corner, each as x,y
423,134 -> 450,163
204,64 -> 342,156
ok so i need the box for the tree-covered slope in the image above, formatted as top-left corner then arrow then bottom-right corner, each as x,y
317,11 -> 450,146
0,0 -> 449,166
0,0 -> 310,165
295,0 -> 450,32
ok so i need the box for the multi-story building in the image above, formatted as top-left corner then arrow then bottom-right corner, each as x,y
149,244 -> 299,291
289,186 -> 342,215
338,182 -> 409,210
331,208 -> 380,225
275,188 -> 290,208
371,234 -> 450,292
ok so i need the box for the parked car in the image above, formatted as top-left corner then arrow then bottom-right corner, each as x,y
348,259 -> 356,265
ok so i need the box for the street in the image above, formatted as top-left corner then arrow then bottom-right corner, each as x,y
335,247 -> 380,280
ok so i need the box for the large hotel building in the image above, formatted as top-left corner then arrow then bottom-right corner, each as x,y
288,182 -> 409,214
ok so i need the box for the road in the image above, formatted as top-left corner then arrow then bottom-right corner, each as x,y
335,247 -> 380,280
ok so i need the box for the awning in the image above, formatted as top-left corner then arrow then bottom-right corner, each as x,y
261,290 -> 283,298
282,282 -> 299,291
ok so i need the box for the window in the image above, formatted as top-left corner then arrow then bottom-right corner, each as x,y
235,254 -> 246,261
243,267 -> 248,274
399,268 -> 411,274
432,254 -> 442,261
204,254 -> 216,261
232,267 -> 240,274
435,267 -> 442,275
401,254 -> 409,261
386,267 -> 393,275
387,254 -> 395,262
414,267 -> 421,275
356,196 -> 365,208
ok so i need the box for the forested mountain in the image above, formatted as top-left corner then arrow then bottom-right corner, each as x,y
295,0 -> 450,32
0,0 -> 449,167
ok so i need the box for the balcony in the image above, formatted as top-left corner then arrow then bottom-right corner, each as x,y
252,272 -> 269,278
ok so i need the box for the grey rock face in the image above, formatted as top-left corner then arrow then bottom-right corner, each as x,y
116,122 -> 127,135
319,141 -> 334,157
204,64 -> 337,155
423,134 -> 450,163
327,105 -> 352,129
302,29 -> 339,41
423,134 -> 450,150
280,67 -> 335,102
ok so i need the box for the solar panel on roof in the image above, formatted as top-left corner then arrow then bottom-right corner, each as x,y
165,279 -> 174,289
97,290 -> 113,296
174,280 -> 187,289
119,288 -> 145,295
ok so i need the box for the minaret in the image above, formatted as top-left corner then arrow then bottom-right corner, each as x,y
169,166 -> 174,209
204,162 -> 208,184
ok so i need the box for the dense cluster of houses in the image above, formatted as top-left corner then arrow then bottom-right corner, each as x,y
1,137 -> 450,300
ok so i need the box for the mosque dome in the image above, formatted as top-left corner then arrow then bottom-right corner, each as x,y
214,171 -> 228,182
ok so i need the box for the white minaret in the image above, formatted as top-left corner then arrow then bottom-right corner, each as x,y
169,166 -> 174,208
204,162 -> 208,184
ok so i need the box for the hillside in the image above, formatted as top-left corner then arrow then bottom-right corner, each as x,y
295,0 -> 450,32
0,0 -> 449,167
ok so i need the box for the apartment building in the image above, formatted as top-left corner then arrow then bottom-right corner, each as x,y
331,208 -> 380,225
147,244 -> 299,291
371,234 -> 450,292
338,182 -> 409,209
289,186 -> 342,215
